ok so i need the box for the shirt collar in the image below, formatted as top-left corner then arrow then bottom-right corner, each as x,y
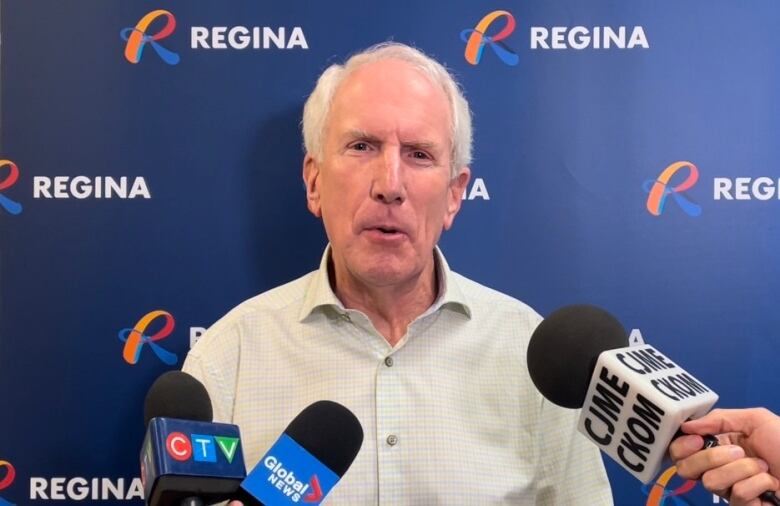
299,245 -> 472,322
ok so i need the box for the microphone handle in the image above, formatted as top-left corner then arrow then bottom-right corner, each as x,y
179,498 -> 205,506
231,486 -> 265,506
700,435 -> 780,506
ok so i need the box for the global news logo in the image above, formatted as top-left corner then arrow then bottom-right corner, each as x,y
165,432 -> 240,464
263,456 -> 323,503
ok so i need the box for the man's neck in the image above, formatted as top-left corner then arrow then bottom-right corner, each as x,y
329,255 -> 439,348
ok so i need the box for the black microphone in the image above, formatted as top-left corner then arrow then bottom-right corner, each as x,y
140,371 -> 247,506
527,305 -> 779,505
236,400 -> 363,505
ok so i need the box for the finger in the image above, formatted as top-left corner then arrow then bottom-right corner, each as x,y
683,408 -> 771,437
701,458 -> 771,495
730,472 -> 780,506
669,434 -> 704,461
676,445 -> 745,480
227,502 -> 244,506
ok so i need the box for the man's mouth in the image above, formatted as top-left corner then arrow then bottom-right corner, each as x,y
375,227 -> 400,234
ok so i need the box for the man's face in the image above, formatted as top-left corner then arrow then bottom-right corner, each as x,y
303,58 -> 470,289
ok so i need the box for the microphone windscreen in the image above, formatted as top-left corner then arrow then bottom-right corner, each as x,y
527,304 -> 628,409
143,370 -> 213,426
284,400 -> 363,477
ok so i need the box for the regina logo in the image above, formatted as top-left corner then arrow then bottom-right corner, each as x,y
121,10 -> 180,65
0,460 -> 15,506
0,160 -> 23,215
642,465 -> 697,505
118,310 -> 178,365
461,11 -> 519,66
644,161 -> 702,217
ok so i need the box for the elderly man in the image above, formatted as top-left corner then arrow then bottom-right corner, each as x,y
184,42 -> 612,504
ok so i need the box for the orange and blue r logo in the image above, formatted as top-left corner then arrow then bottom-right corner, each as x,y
118,310 -> 178,365
121,10 -> 180,65
0,460 -> 16,506
642,465 -> 697,505
644,161 -> 702,217
0,160 -> 23,215
461,11 -> 519,66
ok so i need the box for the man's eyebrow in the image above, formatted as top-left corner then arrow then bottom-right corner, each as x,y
402,140 -> 438,150
343,130 -> 382,143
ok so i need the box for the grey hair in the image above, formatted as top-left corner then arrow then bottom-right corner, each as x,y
301,42 -> 473,177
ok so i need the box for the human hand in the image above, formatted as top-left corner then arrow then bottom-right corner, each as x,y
670,408 -> 780,505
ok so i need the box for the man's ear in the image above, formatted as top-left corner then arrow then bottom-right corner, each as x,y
443,167 -> 471,230
303,154 -> 322,217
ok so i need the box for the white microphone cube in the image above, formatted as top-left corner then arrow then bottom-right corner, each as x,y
577,344 -> 718,483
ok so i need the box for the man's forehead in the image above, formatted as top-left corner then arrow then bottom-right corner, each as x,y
327,59 -> 452,140
334,60 -> 448,110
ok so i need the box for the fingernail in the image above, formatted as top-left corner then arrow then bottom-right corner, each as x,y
728,445 -> 745,459
757,459 -> 769,472
680,435 -> 702,451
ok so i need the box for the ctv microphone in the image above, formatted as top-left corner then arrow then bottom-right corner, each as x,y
236,400 -> 363,506
527,305 -> 719,483
140,371 -> 247,506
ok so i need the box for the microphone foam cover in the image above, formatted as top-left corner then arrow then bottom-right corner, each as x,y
284,400 -> 364,477
527,304 -> 628,409
144,370 -> 213,426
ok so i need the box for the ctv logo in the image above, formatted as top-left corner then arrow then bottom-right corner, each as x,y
0,460 -> 16,506
166,432 -> 240,464
121,10 -> 180,65
118,310 -> 178,366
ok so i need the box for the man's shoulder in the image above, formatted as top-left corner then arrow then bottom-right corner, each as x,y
450,270 -> 542,322
194,270 -> 317,347
229,270 -> 316,314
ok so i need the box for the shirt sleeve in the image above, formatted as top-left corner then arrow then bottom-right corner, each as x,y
534,398 -> 614,505
181,322 -> 241,424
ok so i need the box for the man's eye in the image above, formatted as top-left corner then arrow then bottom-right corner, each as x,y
412,151 -> 430,160
350,142 -> 369,151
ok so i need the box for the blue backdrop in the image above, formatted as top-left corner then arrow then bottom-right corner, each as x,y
2,1 -> 778,504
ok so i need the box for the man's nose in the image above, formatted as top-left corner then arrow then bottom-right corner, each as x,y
370,149 -> 406,204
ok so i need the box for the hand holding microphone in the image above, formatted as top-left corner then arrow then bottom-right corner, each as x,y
670,408 -> 780,505
527,304 -> 779,505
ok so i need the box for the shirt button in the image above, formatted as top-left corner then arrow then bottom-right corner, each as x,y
386,434 -> 398,446
384,356 -> 394,367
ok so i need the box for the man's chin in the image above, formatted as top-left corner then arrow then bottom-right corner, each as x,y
358,264 -> 415,288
